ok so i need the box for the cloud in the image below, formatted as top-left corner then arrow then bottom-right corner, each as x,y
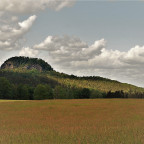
122,45 -> 144,65
32,35 -> 144,87
0,0 -> 75,51
34,35 -> 105,64
82,39 -> 106,56
19,47 -> 39,57
18,15 -> 37,29
34,35 -> 88,51
0,15 -> 37,50
0,0 -> 75,15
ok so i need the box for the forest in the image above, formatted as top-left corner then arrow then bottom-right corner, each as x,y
0,76 -> 144,100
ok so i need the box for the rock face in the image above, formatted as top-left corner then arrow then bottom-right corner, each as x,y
1,61 -> 43,72
1,61 -> 14,70
0,56 -> 53,72
25,64 -> 42,72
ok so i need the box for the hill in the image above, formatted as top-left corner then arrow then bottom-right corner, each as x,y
1,56 -> 53,72
0,56 -> 144,100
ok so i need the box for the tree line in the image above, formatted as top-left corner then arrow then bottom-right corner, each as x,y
0,77 -> 144,100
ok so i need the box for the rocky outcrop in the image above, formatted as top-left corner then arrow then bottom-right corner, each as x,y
1,61 -> 14,70
1,61 -> 43,72
25,64 -> 42,72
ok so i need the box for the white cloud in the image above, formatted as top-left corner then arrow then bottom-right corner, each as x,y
34,35 -> 105,63
82,39 -> 106,56
122,45 -> 144,65
18,15 -> 36,29
0,0 -> 75,15
19,47 -> 38,57
0,15 -> 37,50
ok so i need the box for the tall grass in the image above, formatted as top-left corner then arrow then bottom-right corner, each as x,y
0,99 -> 144,143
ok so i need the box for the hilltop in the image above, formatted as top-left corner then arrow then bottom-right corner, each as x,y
0,56 -> 144,100
1,56 -> 53,72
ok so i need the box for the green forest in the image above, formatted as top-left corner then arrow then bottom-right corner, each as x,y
0,56 -> 144,100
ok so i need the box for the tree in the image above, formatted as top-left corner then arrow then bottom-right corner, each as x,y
53,85 -> 67,99
0,77 -> 13,99
34,84 -> 53,100
90,90 -> 104,98
72,87 -> 82,99
79,88 -> 90,99
17,84 -> 29,100
11,84 -> 17,99
65,85 -> 74,99
27,86 -> 34,100
45,85 -> 53,99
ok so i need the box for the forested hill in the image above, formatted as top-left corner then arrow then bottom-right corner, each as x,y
0,56 -> 144,100
1,56 -> 53,72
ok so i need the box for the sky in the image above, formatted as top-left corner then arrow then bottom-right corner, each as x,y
0,0 -> 144,87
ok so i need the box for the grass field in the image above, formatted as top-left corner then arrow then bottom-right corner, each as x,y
0,99 -> 144,144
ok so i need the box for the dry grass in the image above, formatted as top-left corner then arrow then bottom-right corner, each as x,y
0,99 -> 144,144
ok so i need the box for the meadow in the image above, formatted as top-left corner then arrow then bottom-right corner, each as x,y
0,99 -> 144,144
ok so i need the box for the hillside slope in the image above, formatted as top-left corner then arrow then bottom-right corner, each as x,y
47,71 -> 144,93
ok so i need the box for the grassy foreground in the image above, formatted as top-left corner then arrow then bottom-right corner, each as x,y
0,99 -> 144,144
